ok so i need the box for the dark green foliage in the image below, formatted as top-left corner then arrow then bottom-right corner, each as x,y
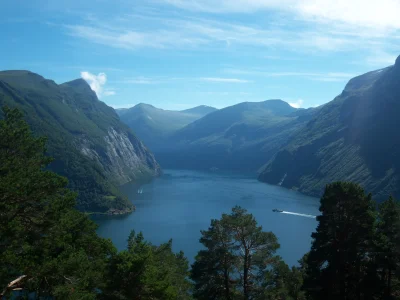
191,206 -> 280,300
261,259 -> 306,300
304,182 -> 377,299
374,196 -> 400,299
102,230 -> 192,300
0,71 -> 160,213
190,219 -> 238,300
0,107 -> 115,298
2,104 -> 399,299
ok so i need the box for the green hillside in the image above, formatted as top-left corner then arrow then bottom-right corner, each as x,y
259,56 -> 400,199
0,70 -> 161,213
117,103 -> 217,150
156,100 -> 317,171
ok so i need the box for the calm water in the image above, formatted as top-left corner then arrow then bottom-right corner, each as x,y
94,169 -> 320,267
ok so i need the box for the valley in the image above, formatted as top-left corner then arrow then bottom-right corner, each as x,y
117,56 -> 400,201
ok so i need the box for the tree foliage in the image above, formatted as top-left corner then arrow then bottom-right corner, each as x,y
1,106 -> 400,299
102,230 -> 192,300
0,106 -> 115,298
191,206 -> 280,300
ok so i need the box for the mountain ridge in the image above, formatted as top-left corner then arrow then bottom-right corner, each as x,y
258,56 -> 400,200
117,103 -> 218,150
0,70 -> 161,213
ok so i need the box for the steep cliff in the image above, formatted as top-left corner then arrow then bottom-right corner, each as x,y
0,70 -> 161,213
259,56 -> 400,199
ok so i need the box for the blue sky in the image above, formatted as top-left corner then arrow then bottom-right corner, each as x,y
1,0 -> 399,110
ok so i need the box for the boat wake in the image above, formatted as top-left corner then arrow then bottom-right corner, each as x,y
281,211 -> 316,219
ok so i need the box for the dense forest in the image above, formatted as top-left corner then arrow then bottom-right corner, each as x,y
1,107 -> 399,299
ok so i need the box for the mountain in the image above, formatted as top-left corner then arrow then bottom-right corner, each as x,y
0,70 -> 161,213
117,103 -> 217,150
180,105 -> 218,115
155,99 -> 317,171
259,56 -> 400,200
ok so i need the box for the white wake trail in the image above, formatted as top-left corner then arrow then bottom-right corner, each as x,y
281,211 -> 316,219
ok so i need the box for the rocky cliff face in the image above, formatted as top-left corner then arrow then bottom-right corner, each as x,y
0,71 -> 161,212
103,126 -> 160,184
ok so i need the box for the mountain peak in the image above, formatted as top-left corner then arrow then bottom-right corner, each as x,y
63,78 -> 90,88
181,105 -> 217,115
62,78 -> 96,96
395,55 -> 400,68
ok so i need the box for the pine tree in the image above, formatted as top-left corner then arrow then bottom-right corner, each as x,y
191,206 -> 280,300
304,182 -> 376,300
0,106 -> 114,298
375,196 -> 400,299
103,230 -> 192,300
191,219 -> 237,300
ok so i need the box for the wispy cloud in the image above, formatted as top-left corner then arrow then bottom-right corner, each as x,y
109,103 -> 137,109
364,50 -> 398,67
122,77 -> 160,84
117,76 -> 250,85
80,71 -> 115,98
200,77 -> 250,83
64,11 -> 396,55
288,98 -> 304,108
161,0 -> 400,30
224,68 -> 355,82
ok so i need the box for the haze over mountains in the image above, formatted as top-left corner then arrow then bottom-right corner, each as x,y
1,55 -> 399,210
116,104 -> 217,150
0,71 -> 160,213
118,55 -> 400,200
259,56 -> 400,199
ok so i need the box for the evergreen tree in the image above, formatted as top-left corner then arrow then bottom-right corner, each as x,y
0,107 -> 114,298
261,257 -> 307,300
304,182 -> 376,300
191,219 -> 238,300
103,230 -> 192,300
375,196 -> 400,299
191,206 -> 280,300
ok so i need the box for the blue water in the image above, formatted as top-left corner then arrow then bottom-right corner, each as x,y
94,169 -> 320,267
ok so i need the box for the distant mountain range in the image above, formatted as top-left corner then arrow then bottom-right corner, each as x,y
0,71 -> 161,213
2,54 -> 399,206
119,55 -> 400,200
116,104 -> 217,150
120,100 -> 316,171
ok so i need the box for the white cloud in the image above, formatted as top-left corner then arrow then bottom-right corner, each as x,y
80,71 -> 115,98
200,77 -> 250,83
103,90 -> 116,96
123,77 -> 159,84
224,68 -> 355,82
109,103 -> 137,109
365,50 -> 398,66
58,0 -> 400,72
66,16 -> 384,54
288,99 -> 304,108
162,0 -> 400,30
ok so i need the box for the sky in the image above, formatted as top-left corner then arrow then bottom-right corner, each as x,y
1,0 -> 399,110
